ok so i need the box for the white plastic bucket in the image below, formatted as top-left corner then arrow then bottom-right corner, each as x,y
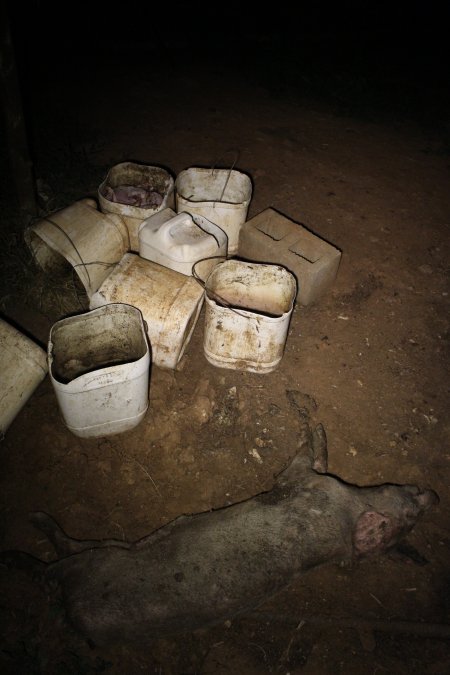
24,198 -> 129,299
0,318 -> 48,437
48,303 -> 150,438
90,253 -> 205,370
175,167 -> 252,255
98,162 -> 175,252
138,207 -> 228,278
203,260 -> 297,373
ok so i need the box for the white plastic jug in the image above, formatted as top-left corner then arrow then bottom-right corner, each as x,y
139,208 -> 228,278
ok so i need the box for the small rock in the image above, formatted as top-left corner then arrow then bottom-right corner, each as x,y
188,379 -> 215,424
97,459 -> 112,475
249,448 -> 263,464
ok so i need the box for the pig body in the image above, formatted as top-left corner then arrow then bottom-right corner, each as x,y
0,425 -> 438,646
102,184 -> 163,208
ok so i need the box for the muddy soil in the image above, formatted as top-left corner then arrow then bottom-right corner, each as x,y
1,24 -> 449,675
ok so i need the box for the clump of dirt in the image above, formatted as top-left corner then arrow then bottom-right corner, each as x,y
337,272 -> 384,307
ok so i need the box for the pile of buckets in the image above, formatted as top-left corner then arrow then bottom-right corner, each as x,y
2,161 -> 341,439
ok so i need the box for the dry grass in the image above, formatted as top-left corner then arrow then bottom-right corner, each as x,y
0,229 -> 87,320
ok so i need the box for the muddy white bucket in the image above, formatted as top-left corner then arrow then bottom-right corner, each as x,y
203,260 -> 297,373
98,162 -> 175,252
175,167 -> 252,255
0,318 -> 48,437
24,198 -> 129,299
90,253 -> 205,370
48,303 -> 150,438
139,207 -> 228,278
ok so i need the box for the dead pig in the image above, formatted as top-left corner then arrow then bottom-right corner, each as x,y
101,184 -> 163,208
0,425 -> 438,646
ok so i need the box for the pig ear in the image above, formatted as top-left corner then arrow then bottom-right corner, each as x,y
311,424 -> 328,474
276,423 -> 328,484
353,511 -> 399,556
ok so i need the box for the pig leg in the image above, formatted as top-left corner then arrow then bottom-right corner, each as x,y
30,512 -> 131,556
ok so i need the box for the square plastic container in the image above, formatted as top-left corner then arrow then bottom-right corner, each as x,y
0,318 -> 48,437
90,253 -> 205,369
24,198 -> 129,299
203,260 -> 297,373
175,167 -> 252,255
98,162 -> 175,251
48,303 -> 150,438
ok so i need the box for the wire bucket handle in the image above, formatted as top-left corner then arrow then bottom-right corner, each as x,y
192,256 -> 261,321
211,149 -> 241,202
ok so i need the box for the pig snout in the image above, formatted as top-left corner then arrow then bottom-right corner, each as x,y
411,486 -> 439,510
389,484 -> 439,518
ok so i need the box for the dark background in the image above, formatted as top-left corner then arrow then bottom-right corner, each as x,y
1,1 -> 449,216
6,1 -> 450,116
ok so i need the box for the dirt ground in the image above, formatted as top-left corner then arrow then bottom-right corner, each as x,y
1,27 -> 449,675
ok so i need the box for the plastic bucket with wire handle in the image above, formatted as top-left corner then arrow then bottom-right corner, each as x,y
48,303 -> 150,438
175,167 -> 252,255
24,198 -> 129,299
203,260 -> 297,373
90,253 -> 205,370
98,162 -> 175,252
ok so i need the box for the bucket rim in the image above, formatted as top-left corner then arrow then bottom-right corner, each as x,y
204,289 -> 295,320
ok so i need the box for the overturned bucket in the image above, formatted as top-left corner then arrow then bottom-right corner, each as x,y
24,198 -> 129,299
203,260 -> 297,373
175,167 -> 252,255
0,318 -> 48,437
48,303 -> 150,438
98,162 -> 175,252
90,253 -> 205,370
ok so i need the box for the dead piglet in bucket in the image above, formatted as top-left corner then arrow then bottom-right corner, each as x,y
101,184 -> 164,208
0,425 -> 438,647
97,162 -> 175,250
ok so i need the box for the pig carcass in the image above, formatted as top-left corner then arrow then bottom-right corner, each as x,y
0,424 -> 438,646
101,184 -> 163,208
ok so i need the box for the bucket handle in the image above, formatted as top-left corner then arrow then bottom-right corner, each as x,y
192,257 -> 270,321
192,255 -> 228,292
211,149 -> 240,202
37,216 -> 119,299
43,217 -> 92,289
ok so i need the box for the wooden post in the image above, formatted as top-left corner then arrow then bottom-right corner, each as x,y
0,1 -> 37,217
